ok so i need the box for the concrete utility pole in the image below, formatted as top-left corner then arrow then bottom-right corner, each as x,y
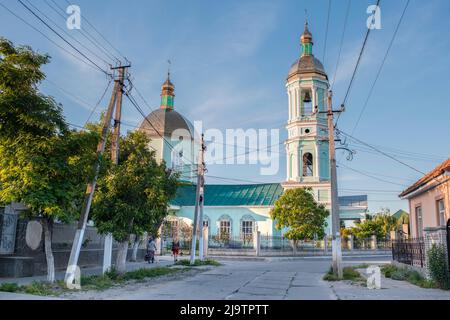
326,90 -> 343,278
198,135 -> 207,261
65,65 -> 130,285
190,134 -> 206,265
103,65 -> 128,274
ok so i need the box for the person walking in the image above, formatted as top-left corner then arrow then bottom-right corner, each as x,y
146,237 -> 157,264
171,239 -> 180,262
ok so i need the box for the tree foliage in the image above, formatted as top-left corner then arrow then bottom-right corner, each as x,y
0,37 -> 98,220
91,131 -> 179,242
0,38 -> 99,282
270,188 -> 329,240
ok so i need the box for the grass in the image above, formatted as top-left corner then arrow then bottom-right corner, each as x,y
381,264 -> 438,289
0,265 -> 195,296
323,266 -> 365,283
175,259 -> 221,267
0,281 -> 61,296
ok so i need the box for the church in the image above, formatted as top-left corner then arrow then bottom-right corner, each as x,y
138,22 -> 368,239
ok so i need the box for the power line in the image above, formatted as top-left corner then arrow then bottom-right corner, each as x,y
322,0 -> 331,64
17,0 -> 112,77
85,78 -> 114,126
350,0 -> 410,136
335,0 -> 381,127
63,0 -> 128,62
0,2 -> 99,73
44,0 -> 121,64
331,0 -> 351,88
23,0 -> 112,67
338,129 -> 426,175
338,163 -> 408,187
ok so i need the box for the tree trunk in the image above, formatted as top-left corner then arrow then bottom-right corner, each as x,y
42,218 -> 55,283
292,240 -> 298,256
131,235 -> 140,262
115,240 -> 129,273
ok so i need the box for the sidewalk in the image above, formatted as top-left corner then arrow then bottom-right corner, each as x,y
0,255 -> 179,286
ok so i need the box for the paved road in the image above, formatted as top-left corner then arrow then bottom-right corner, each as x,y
64,255 -> 393,300
3,255 -> 450,300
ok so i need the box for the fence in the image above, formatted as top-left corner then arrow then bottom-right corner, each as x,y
392,238 -> 425,268
208,234 -> 254,249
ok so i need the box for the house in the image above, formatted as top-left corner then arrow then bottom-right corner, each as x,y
399,158 -> 450,238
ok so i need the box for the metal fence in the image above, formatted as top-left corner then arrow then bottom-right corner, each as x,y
392,238 -> 425,268
208,234 -> 254,249
260,235 -> 323,253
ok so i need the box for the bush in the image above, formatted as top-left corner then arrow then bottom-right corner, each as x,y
22,282 -> 54,296
382,264 -> 440,289
0,283 -> 20,292
427,244 -> 450,290
175,259 -> 221,267
323,266 -> 364,282
381,264 -> 397,278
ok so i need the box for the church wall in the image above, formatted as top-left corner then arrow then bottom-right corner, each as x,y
176,206 -> 275,237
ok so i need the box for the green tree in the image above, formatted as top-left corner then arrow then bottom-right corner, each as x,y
0,38 -> 98,282
270,188 -> 329,249
91,131 -> 179,273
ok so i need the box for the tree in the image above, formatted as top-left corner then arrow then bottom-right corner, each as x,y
270,188 -> 329,248
0,38 -> 98,282
91,131 -> 179,273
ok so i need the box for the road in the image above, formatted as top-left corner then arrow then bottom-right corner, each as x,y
64,255 -> 394,300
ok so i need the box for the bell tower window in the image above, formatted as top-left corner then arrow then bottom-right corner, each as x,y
303,153 -> 313,177
301,89 -> 313,116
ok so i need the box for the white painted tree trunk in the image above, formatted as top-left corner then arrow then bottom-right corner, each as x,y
115,240 -> 129,273
42,219 -> 55,283
131,236 -> 140,262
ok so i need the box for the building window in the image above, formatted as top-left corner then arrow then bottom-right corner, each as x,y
416,206 -> 423,238
301,89 -> 313,116
437,199 -> 445,226
219,220 -> 231,237
241,220 -> 253,238
303,153 -> 313,177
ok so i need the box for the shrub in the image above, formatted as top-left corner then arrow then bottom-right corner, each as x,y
122,267 -> 179,280
427,244 -> 450,290
0,283 -> 20,292
175,259 -> 221,267
381,264 -> 397,278
22,282 -> 54,296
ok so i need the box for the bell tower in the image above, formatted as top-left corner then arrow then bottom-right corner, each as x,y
282,20 -> 331,207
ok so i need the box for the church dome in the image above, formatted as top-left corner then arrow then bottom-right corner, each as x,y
288,55 -> 327,78
139,108 -> 194,139
287,20 -> 328,80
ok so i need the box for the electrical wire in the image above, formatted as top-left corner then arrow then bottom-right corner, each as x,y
350,0 -> 410,136
17,0 -> 112,77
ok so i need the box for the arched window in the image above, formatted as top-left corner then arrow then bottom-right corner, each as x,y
202,215 -> 210,235
303,153 -> 313,177
240,215 -> 255,240
301,89 -> 313,116
217,215 -> 232,237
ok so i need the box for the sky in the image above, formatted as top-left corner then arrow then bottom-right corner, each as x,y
1,0 -> 449,213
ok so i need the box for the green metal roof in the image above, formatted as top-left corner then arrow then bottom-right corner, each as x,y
171,183 -> 284,207
392,209 -> 409,220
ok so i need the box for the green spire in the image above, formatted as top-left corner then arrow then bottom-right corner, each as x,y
301,19 -> 313,56
160,72 -> 175,110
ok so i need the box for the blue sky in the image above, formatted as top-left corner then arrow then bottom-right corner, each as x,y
1,0 -> 449,213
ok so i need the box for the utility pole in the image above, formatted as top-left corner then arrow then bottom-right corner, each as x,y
190,134 -> 206,265
65,65 -> 130,285
103,65 -> 128,274
198,135 -> 206,261
326,90 -> 343,278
